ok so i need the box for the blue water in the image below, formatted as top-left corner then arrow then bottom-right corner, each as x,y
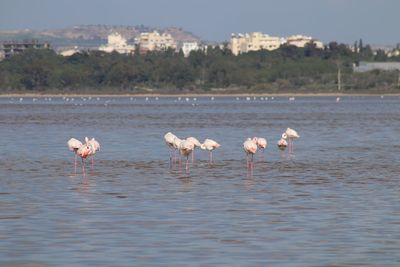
1,95 -> 400,266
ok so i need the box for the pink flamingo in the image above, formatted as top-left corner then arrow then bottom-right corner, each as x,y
86,137 -> 100,173
186,137 -> 201,163
277,134 -> 288,157
179,139 -> 195,173
200,139 -> 221,164
67,138 -> 83,175
285,128 -> 300,153
172,137 -> 183,167
243,138 -> 258,168
253,137 -> 267,159
164,132 -> 177,164
76,143 -> 91,177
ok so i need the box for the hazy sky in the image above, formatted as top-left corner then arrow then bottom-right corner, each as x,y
1,0 -> 399,44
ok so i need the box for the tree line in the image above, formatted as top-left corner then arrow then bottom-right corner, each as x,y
1,41 -> 400,93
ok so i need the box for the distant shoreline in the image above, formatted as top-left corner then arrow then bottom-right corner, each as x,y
0,92 -> 398,97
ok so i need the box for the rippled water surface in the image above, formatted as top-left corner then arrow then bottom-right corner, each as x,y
1,95 -> 400,266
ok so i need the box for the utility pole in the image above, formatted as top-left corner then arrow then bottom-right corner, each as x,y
337,66 -> 341,91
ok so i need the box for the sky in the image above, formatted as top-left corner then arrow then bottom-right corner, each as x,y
1,0 -> 399,45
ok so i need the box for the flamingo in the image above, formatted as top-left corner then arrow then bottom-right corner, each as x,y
86,137 -> 100,173
179,139 -> 195,172
285,128 -> 300,153
67,138 -> 83,175
164,132 -> 177,163
186,137 -> 201,163
172,137 -> 183,166
277,133 -> 288,151
200,139 -> 221,164
243,138 -> 257,168
76,143 -> 92,177
254,137 -> 267,159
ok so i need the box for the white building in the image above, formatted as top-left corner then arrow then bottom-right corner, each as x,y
99,32 -> 135,54
138,31 -> 177,52
230,32 -> 284,55
230,32 -> 324,55
59,46 -> 80,57
182,42 -> 200,57
285,35 -> 324,49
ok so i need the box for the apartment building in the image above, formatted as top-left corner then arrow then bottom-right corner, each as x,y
98,32 -> 135,54
230,32 -> 282,55
138,31 -> 177,52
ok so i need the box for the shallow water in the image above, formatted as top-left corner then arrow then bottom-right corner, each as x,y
1,96 -> 400,266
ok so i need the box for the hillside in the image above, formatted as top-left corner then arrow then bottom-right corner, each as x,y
0,25 -> 201,49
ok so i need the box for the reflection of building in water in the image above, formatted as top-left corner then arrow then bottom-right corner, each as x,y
138,31 -> 177,52
0,40 -> 50,59
98,32 -> 135,54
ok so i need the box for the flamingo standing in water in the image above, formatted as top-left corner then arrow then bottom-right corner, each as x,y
179,139 -> 195,172
186,137 -> 201,163
67,138 -> 83,175
86,137 -> 100,173
285,128 -> 300,153
277,133 -> 288,157
277,134 -> 288,150
243,138 -> 258,168
172,137 -> 183,166
76,142 -> 92,177
164,132 -> 177,163
254,137 -> 267,159
200,139 -> 220,164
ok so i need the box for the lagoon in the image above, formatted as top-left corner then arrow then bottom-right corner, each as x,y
1,96 -> 400,266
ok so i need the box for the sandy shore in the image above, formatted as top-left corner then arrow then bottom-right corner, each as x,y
0,92 -> 399,97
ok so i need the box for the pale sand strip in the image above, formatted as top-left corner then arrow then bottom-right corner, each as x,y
1,92 -> 398,97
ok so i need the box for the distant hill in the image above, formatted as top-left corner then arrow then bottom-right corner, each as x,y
0,25 -> 202,50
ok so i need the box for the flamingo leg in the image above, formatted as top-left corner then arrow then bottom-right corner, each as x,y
186,156 -> 189,173
91,158 -> 94,175
192,149 -> 195,163
291,138 -> 293,154
81,158 -> 85,177
74,154 -> 77,175
169,148 -> 172,164
210,151 -> 213,164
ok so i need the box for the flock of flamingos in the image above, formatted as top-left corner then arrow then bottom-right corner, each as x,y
67,128 -> 299,176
